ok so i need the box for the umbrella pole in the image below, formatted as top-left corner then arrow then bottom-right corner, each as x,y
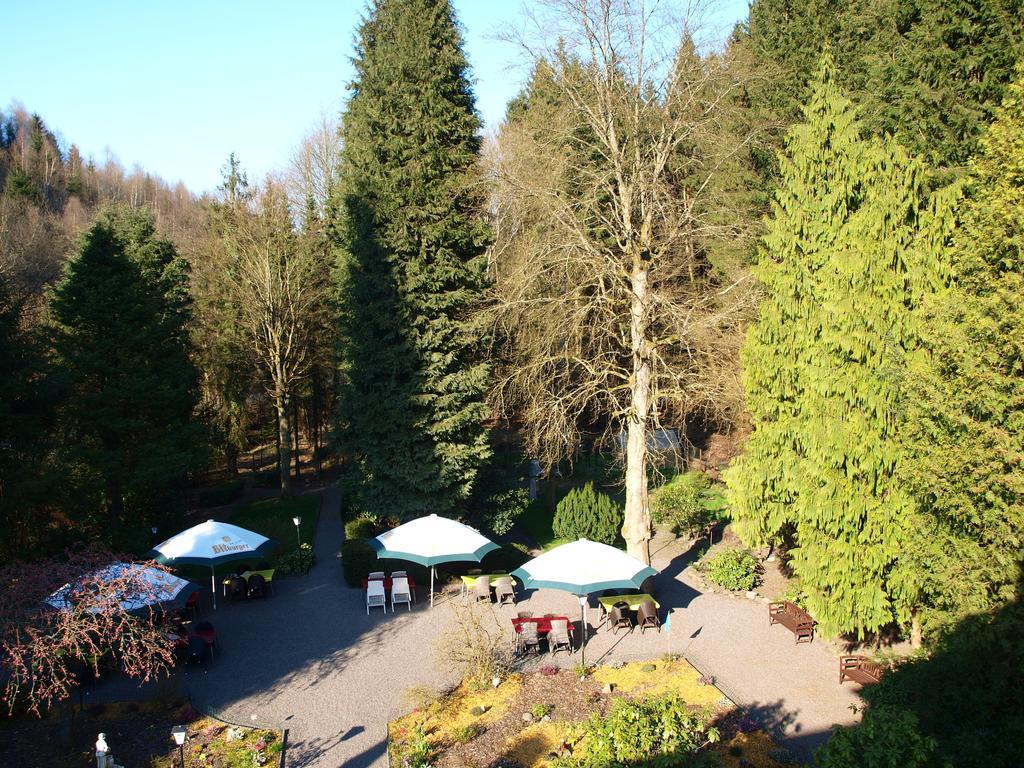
211,566 -> 217,611
579,595 -> 587,668
430,566 -> 435,609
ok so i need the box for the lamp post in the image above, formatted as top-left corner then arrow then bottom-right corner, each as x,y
171,725 -> 187,768
292,516 -> 302,548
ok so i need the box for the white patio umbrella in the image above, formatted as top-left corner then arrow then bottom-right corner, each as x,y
511,539 -> 658,665
370,514 -> 499,607
46,562 -> 199,615
149,520 -> 278,609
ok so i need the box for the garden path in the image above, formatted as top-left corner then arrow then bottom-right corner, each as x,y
183,488 -> 860,767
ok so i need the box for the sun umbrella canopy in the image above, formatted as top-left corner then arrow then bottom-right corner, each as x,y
371,514 -> 499,607
46,563 -> 198,614
149,519 -> 278,609
510,539 -> 658,596
370,514 -> 498,567
150,519 -> 276,567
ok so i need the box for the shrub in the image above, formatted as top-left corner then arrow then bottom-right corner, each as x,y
390,723 -> 434,768
650,471 -> 720,538
435,601 -> 514,688
344,513 -> 379,541
565,695 -> 719,767
276,543 -> 315,575
814,703 -> 936,768
341,539 -> 378,586
703,548 -> 760,591
552,482 -> 621,545
531,703 -> 552,719
451,724 -> 483,743
481,488 -> 530,536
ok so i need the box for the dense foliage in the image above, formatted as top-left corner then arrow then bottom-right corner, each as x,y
562,695 -> 720,767
480,488 -> 530,537
49,207 -> 204,551
725,58 -> 944,638
702,548 -> 761,592
552,482 -> 622,546
650,471 -> 720,540
333,0 -> 491,521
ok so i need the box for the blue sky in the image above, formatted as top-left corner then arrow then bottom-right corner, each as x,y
2,0 -> 749,194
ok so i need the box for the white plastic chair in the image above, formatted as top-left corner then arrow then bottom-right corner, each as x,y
391,576 -> 413,611
366,581 -> 387,614
368,571 -> 385,581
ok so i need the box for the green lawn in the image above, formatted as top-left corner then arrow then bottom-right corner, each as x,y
231,495 -> 320,557
520,498 -> 570,551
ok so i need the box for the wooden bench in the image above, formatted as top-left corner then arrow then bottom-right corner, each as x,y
768,601 -> 815,644
839,655 -> 884,685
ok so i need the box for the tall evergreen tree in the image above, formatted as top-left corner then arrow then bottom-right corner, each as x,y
49,207 -> 202,549
724,58 -> 943,638
736,0 -> 1024,172
899,70 -> 1024,642
333,0 -> 490,520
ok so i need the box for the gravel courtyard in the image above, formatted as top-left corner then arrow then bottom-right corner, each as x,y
183,486 -> 860,767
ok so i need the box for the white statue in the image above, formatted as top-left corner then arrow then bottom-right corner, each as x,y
95,733 -> 110,768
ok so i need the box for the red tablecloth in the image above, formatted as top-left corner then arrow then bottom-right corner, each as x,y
361,577 -> 417,591
512,616 -> 574,637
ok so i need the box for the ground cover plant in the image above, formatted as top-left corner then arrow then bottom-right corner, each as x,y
389,658 -> 785,768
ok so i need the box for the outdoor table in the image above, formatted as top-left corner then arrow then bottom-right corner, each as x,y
511,616 -> 575,640
221,568 -> 276,596
597,594 -> 660,626
460,574 -> 518,594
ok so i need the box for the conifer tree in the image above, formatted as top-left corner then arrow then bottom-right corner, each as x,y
725,58 -> 942,638
333,0 -> 490,520
49,207 -> 202,549
899,70 -> 1024,642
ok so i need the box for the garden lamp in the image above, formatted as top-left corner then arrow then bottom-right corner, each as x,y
292,516 -> 302,548
171,725 -> 187,768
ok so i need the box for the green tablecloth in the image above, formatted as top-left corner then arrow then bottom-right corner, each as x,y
597,593 -> 660,612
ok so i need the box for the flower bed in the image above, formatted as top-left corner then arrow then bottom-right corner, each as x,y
389,658 -> 789,768
0,698 -> 282,768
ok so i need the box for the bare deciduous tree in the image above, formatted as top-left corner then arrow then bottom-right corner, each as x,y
286,111 -> 342,222
488,0 -> 759,562
217,181 -> 331,493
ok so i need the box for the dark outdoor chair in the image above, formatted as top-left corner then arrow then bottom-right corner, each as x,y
474,576 -> 492,603
495,577 -> 516,606
610,603 -> 633,634
247,573 -> 268,598
194,620 -> 217,660
548,619 -> 572,655
637,600 -> 660,633
229,576 -> 247,600
186,635 -> 208,666
519,621 -> 542,655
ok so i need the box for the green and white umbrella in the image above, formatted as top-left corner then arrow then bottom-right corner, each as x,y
149,520 -> 279,609
370,514 -> 499,607
511,539 -> 658,664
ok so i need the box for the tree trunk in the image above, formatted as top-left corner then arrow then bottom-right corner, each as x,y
622,261 -> 653,565
910,609 -> 923,650
225,442 -> 238,477
293,397 -> 301,480
276,389 -> 293,496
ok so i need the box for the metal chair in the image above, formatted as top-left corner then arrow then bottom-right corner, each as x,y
247,573 -> 268,599
229,576 -> 247,600
548,618 -> 572,655
474,575 -> 492,603
610,603 -> 633,634
637,600 -> 660,633
391,576 -> 413,611
366,581 -> 387,614
495,576 -> 516,606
